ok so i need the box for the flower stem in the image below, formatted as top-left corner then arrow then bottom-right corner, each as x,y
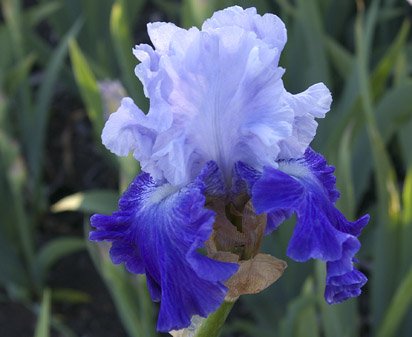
194,301 -> 235,337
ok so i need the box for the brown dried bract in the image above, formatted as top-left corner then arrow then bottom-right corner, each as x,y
225,253 -> 287,301
239,202 -> 266,258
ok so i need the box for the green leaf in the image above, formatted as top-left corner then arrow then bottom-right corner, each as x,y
193,301 -> 234,337
34,289 -> 51,337
120,0 -> 147,27
152,0 -> 181,20
119,155 -> 140,192
278,278 -> 318,337
355,2 -> 401,224
296,0 -> 330,85
80,0 -> 114,71
3,53 -> 36,95
171,300 -> 236,337
1,0 -> 32,141
376,81 -> 412,141
34,237 -> 85,286
400,168 -> 412,288
402,168 -> 412,225
315,261 -> 344,337
0,131 -> 34,274
0,230 -> 29,288
26,1 -> 62,27
69,38 -> 104,142
110,1 -> 148,110
325,37 -> 354,80
52,288 -> 91,304
29,18 -> 83,191
87,225 -> 157,337
349,81 -> 412,206
323,0 -> 354,39
323,11 -> 410,161
2,0 -> 25,69
400,119 -> 412,167
222,320 -> 267,337
336,122 -> 356,217
0,130 -> 26,192
370,19 -> 411,100
182,0 -> 217,28
48,318 -> 78,337
355,7 -> 405,332
377,266 -> 412,337
295,279 -> 320,337
51,190 -> 118,214
363,0 -> 380,56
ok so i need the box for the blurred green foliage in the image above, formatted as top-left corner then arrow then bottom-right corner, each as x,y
0,0 -> 87,308
1,0 -> 412,336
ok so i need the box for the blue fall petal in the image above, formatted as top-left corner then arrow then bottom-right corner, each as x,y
249,148 -> 369,303
266,210 -> 293,234
233,161 -> 294,234
325,269 -> 367,304
90,164 -> 238,332
324,237 -> 368,303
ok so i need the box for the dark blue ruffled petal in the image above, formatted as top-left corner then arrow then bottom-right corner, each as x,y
249,148 -> 369,303
301,147 -> 340,202
197,161 -> 227,197
90,163 -> 238,332
266,210 -> 292,234
232,161 -> 261,195
325,269 -> 367,304
324,237 -> 368,304
232,162 -> 291,234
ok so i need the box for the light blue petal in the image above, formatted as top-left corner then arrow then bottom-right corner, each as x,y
150,25 -> 293,184
103,6 -> 333,187
202,6 -> 287,55
101,97 -> 155,158
279,83 -> 332,159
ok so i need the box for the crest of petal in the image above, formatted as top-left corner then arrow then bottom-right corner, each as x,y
89,165 -> 238,332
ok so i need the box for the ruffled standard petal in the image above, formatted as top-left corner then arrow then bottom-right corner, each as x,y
106,6 -> 334,188
127,6 -> 297,186
202,6 -> 287,56
90,165 -> 238,332
279,83 -> 332,159
249,148 -> 369,301
155,25 -> 292,185
101,97 -> 158,161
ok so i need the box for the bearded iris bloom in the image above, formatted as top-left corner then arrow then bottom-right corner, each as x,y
90,6 -> 369,332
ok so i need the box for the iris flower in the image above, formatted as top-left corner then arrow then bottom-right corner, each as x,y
90,6 -> 369,332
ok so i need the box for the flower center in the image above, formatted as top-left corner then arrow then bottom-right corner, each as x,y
205,199 -> 267,260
